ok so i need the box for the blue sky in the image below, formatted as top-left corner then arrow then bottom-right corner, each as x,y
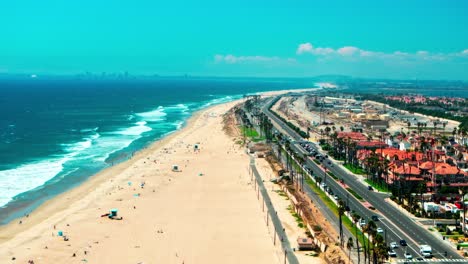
1,0 -> 468,79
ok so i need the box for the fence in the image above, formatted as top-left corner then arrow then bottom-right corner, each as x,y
249,158 -> 300,264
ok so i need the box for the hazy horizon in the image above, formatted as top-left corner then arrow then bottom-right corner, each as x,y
2,1 -> 468,80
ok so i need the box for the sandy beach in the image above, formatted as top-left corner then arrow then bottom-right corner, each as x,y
0,88 -> 317,264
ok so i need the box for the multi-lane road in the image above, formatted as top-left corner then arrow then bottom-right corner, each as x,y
260,97 -> 465,263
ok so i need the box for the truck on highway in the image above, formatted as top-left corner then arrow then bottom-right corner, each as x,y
419,245 -> 432,258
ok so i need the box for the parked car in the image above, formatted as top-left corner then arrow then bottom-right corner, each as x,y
390,242 -> 398,249
359,219 -> 366,227
404,252 -> 413,260
377,227 -> 384,234
388,250 -> 397,257
368,185 -> 374,191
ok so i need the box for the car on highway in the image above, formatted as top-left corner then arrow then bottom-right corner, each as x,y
388,250 -> 397,257
333,195 -> 339,200
376,227 -> 384,234
359,219 -> 366,227
400,239 -> 407,246
367,185 -> 374,191
390,242 -> 398,249
404,252 -> 413,260
371,215 -> 379,221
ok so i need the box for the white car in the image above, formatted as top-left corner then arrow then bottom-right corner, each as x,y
376,227 -> 384,234
390,242 -> 398,249
388,250 -> 397,257
404,252 -> 413,260
359,219 -> 366,227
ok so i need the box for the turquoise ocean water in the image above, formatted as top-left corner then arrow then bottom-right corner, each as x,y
0,77 -> 310,224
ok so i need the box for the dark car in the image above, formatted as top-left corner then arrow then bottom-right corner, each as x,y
368,186 -> 374,191
400,239 -> 407,246
371,215 -> 379,221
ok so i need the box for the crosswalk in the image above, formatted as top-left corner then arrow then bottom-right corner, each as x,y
396,258 -> 467,262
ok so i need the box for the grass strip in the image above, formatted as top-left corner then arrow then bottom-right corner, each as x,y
346,188 -> 364,201
343,164 -> 366,175
364,179 -> 390,192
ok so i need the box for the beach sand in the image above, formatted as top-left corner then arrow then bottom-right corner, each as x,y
0,99 -> 283,264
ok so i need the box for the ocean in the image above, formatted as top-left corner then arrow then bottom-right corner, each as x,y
0,77 -> 310,224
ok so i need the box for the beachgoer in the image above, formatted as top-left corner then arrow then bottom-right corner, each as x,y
72,253 -> 76,257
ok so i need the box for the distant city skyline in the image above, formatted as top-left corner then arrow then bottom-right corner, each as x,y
1,0 -> 468,80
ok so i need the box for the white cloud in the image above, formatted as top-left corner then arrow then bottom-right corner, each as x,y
295,43 -> 467,62
296,43 -> 314,54
417,50 -> 429,56
337,46 -> 360,56
214,54 -> 296,64
312,47 -> 335,55
393,51 -> 409,56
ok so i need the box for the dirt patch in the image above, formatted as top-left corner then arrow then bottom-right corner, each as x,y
285,185 -> 347,264
222,105 -> 241,138
264,150 -> 284,176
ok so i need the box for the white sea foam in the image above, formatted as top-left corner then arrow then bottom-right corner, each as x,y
80,127 -> 99,133
175,121 -> 184,129
136,106 -> 167,122
117,122 -> 152,136
0,158 -> 67,207
202,95 -> 237,108
61,133 -> 100,155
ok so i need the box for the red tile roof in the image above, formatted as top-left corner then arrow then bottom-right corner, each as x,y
337,132 -> 367,141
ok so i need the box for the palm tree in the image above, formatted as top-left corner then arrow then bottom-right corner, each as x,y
352,213 -> 361,264
325,126 -> 332,144
363,220 -> 377,264
338,200 -> 346,247
347,237 -> 354,264
373,234 -> 388,263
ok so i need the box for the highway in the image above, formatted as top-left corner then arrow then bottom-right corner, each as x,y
260,97 -> 464,263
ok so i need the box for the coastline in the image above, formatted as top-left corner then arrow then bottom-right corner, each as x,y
0,87 -> 317,263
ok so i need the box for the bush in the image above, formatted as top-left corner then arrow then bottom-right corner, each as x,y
415,212 -> 422,217
313,225 -> 322,232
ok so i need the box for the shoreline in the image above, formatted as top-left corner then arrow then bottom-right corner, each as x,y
0,106 -> 206,241
0,87 -> 316,228
0,87 -> 318,263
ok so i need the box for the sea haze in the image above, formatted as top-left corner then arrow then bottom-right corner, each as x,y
0,77 -> 308,224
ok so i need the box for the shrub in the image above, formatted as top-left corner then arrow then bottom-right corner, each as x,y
313,225 -> 322,232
